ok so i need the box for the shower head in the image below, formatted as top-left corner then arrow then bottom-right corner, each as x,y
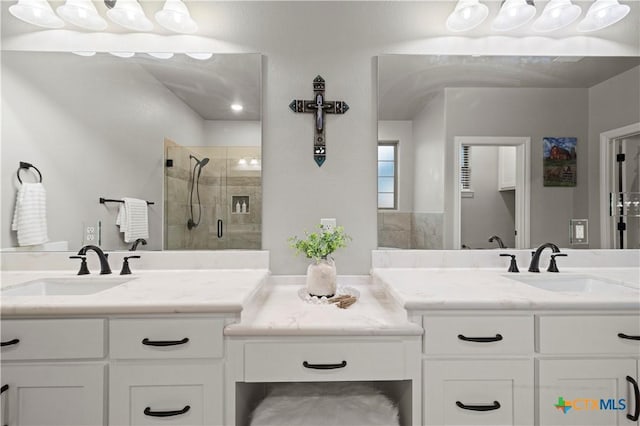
190,154 -> 210,168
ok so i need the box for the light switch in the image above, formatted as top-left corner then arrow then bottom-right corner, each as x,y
570,219 -> 588,244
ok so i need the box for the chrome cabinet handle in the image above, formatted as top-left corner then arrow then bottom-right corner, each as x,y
144,405 -> 190,417
141,337 -> 189,347
456,400 -> 501,411
303,360 -> 347,370
458,334 -> 503,343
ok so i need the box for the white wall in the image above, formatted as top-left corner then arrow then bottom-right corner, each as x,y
203,121 -> 261,147
444,87 -> 588,248
1,1 -> 638,274
588,66 -> 640,247
1,52 -> 205,250
461,146 -> 516,249
378,120 -> 414,212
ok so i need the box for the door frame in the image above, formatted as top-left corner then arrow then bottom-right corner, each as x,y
452,136 -> 531,249
599,122 -> 640,248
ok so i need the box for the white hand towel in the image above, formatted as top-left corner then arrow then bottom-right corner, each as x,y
119,197 -> 149,243
11,182 -> 49,246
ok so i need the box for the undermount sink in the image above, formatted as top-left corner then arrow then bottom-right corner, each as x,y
1,277 -> 133,297
508,274 -> 637,294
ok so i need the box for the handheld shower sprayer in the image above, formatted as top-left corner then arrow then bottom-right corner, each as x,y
187,154 -> 210,230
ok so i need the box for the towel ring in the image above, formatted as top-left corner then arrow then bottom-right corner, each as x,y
17,162 -> 43,184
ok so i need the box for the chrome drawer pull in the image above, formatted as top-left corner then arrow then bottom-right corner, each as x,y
456,400 -> 501,411
627,376 -> 640,421
458,334 -> 503,343
142,337 -> 189,347
618,333 -> 640,341
303,360 -> 347,370
144,405 -> 190,417
1,338 -> 19,347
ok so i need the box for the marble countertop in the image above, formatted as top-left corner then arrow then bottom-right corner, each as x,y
372,267 -> 640,311
0,269 -> 270,316
225,276 -> 423,336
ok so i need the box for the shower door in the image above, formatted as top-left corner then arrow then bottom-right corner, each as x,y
164,141 -> 262,250
611,134 -> 640,249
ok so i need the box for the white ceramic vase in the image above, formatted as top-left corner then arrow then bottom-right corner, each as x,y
306,257 -> 337,297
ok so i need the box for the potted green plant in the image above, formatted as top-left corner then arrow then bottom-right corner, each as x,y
288,225 -> 351,297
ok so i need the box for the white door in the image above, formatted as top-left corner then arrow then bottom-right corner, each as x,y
1,364 -> 105,426
538,359 -> 637,426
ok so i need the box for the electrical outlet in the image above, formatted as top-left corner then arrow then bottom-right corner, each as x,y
321,218 -> 337,230
83,221 -> 101,245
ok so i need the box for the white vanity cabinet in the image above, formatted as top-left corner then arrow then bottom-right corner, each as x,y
108,318 -> 225,426
421,315 -> 535,426
0,319 -> 106,426
537,315 -> 640,426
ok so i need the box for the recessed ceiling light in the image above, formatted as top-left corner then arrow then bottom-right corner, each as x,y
147,52 -> 175,59
185,52 -> 213,61
155,0 -> 198,34
231,104 -> 244,112
72,51 -> 97,57
109,51 -> 136,58
9,0 -> 65,29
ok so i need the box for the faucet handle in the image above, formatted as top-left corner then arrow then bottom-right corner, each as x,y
547,253 -> 568,273
120,255 -> 141,275
499,253 -> 519,273
69,255 -> 90,275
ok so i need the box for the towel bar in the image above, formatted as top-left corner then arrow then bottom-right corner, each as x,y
99,198 -> 154,205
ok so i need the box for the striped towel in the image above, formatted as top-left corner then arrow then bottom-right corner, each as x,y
116,197 -> 149,243
11,182 -> 49,246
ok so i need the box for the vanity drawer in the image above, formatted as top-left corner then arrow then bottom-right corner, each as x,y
244,341 -> 407,382
1,319 -> 105,360
538,315 -> 640,354
423,316 -> 533,355
109,318 -> 223,359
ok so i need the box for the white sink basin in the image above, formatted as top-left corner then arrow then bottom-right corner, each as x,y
509,274 -> 637,294
1,277 -> 132,296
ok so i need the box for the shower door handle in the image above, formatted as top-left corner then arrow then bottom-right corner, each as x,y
217,220 -> 223,238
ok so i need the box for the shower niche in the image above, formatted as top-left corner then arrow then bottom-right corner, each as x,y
164,139 -> 262,250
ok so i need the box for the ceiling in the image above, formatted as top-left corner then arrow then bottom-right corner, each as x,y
378,55 -> 640,120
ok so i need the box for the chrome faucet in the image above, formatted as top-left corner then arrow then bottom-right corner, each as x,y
488,235 -> 506,248
528,242 -> 560,273
77,245 -> 112,275
130,238 -> 147,251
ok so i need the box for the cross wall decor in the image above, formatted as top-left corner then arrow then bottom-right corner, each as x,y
289,75 -> 349,167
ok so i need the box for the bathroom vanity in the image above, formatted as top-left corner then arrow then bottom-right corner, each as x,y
1,249 -> 639,426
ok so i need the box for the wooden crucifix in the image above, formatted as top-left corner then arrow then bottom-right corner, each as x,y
289,75 -> 349,167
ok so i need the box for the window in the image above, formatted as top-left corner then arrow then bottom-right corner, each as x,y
460,145 -> 472,192
378,142 -> 397,209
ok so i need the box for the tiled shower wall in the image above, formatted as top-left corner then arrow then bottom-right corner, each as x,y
377,212 -> 443,249
164,140 -> 261,250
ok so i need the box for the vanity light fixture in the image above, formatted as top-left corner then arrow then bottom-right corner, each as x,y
155,0 -> 198,34
57,0 -> 107,31
577,0 -> 630,32
105,0 -> 153,31
491,0 -> 537,31
231,103 -> 244,112
532,0 -> 582,32
9,0 -> 64,29
446,0 -> 489,32
249,158 -> 259,166
147,52 -> 175,59
109,51 -> 136,58
185,52 -> 213,60
238,158 -> 248,166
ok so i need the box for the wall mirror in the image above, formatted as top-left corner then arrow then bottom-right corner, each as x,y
1,51 -> 262,252
378,54 -> 640,250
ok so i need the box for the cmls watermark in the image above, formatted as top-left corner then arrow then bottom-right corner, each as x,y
555,397 -> 626,414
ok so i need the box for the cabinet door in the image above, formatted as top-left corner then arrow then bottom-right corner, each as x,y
424,359 -> 533,426
110,361 -> 223,426
1,364 -> 105,426
538,359 -> 637,426
498,146 -> 516,190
